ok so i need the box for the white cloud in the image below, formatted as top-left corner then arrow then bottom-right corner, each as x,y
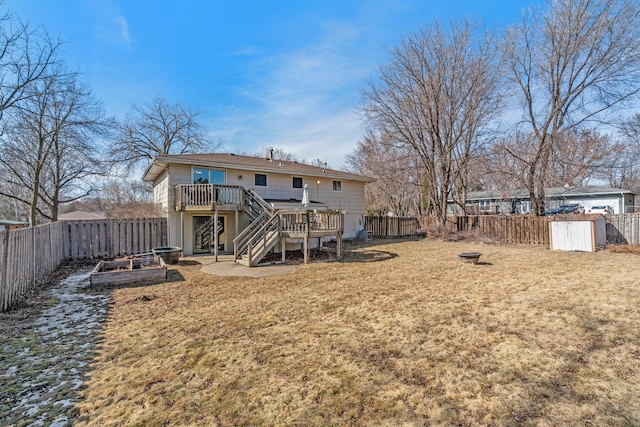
116,14 -> 130,46
216,19 -> 376,169
89,0 -> 131,48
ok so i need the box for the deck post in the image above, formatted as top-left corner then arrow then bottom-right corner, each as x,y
214,209 -> 219,262
281,237 -> 286,263
235,208 -> 239,239
180,211 -> 185,252
303,235 -> 308,264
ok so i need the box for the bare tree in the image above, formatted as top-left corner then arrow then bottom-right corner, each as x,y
362,18 -> 504,226
100,180 -> 160,219
505,0 -> 640,215
488,128 -> 612,192
0,182 -> 27,220
0,70 -> 114,224
38,79 -> 115,221
62,179 -> 160,218
110,96 -> 219,172
346,130 -> 423,216
253,146 -> 299,162
0,3 -> 62,120
598,113 -> 640,191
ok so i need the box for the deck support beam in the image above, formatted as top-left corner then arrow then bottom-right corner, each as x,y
214,209 -> 219,262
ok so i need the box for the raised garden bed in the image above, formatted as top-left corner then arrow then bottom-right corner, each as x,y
90,256 -> 167,287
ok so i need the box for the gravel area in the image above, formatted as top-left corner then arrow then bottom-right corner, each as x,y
0,270 -> 111,426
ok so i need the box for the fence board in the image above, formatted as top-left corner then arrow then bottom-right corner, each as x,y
418,215 -> 551,245
364,216 -> 420,238
0,223 -> 65,312
1,218 -> 166,312
418,213 -> 640,246
606,214 -> 640,245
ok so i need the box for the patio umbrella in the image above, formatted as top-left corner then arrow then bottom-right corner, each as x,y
302,183 -> 310,209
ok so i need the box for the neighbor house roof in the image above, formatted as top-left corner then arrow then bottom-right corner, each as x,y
142,153 -> 375,183
464,186 -> 636,201
58,211 -> 108,220
0,219 -> 28,226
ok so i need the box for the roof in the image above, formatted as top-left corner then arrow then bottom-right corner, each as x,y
465,186 -> 636,201
549,213 -> 605,221
0,219 -> 28,226
58,211 -> 109,220
142,152 -> 375,183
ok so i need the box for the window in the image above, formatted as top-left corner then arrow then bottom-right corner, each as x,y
292,177 -> 303,188
332,180 -> 342,191
255,173 -> 267,186
193,168 -> 225,184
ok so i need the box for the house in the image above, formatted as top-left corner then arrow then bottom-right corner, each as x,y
451,186 -> 638,215
0,219 -> 28,231
142,152 -> 374,265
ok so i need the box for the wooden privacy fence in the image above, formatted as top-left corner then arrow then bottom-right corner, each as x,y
419,213 -> 640,246
419,215 -> 550,245
1,222 -> 66,312
0,218 -> 167,312
63,218 -> 167,259
605,213 -> 640,245
364,216 -> 420,238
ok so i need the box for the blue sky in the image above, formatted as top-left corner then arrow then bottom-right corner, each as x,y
7,0 -> 539,170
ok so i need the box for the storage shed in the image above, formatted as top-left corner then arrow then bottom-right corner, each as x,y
549,214 -> 606,252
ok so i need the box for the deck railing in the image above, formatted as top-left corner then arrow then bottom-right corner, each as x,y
175,184 -> 243,210
279,210 -> 344,233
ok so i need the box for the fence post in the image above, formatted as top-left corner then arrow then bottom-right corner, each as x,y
1,231 -> 9,311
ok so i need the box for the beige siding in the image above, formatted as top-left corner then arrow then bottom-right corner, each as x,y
163,163 -> 366,213
153,162 -> 368,249
153,170 -> 169,215
169,163 -> 193,187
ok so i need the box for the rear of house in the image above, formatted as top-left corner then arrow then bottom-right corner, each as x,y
142,153 -> 373,263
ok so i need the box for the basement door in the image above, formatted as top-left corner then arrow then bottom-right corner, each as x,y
193,215 -> 225,254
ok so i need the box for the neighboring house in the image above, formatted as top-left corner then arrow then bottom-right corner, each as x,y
58,211 -> 109,220
142,152 -> 374,265
450,186 -> 638,215
0,219 -> 28,231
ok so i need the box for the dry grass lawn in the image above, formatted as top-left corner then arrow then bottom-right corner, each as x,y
76,238 -> 640,426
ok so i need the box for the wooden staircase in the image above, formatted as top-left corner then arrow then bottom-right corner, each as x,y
233,190 -> 279,266
233,189 -> 345,267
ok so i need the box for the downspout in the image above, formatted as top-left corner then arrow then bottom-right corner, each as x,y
165,165 -> 172,247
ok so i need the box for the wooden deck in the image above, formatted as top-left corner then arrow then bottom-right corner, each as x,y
175,184 -> 244,211
277,210 -> 344,264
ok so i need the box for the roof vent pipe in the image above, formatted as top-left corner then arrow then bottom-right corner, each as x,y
268,148 -> 274,161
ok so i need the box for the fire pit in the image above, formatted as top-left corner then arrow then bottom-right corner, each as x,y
458,252 -> 482,264
90,255 -> 167,287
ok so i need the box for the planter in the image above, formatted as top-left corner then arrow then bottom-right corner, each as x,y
458,252 -> 482,264
90,256 -> 167,287
153,246 -> 182,265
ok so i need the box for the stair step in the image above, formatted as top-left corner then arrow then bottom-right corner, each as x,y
236,257 -> 250,266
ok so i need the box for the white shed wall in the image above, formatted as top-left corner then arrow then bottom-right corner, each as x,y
550,218 -> 606,252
